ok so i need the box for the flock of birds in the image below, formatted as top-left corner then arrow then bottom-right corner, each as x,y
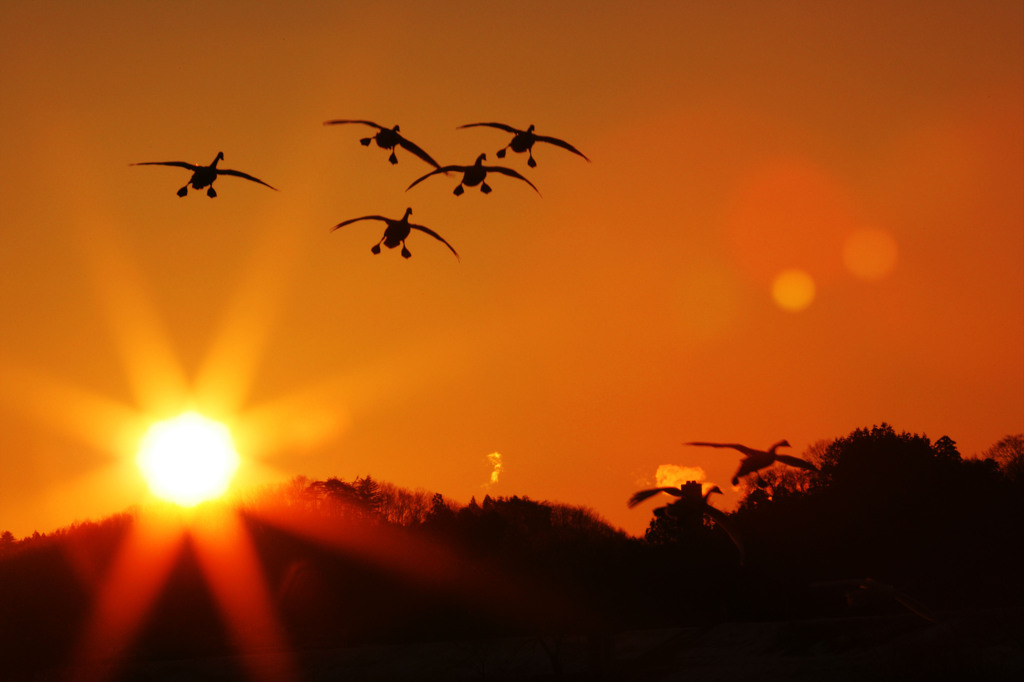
130,145 -> 929,620
132,119 -> 590,260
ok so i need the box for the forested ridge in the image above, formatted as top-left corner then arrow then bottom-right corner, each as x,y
1,425 -> 1021,679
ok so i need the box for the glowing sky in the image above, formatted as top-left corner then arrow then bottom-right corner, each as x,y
0,1 -> 1021,537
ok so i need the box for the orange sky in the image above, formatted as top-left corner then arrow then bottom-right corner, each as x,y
0,1 -> 1021,538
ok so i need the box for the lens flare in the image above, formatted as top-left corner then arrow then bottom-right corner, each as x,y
772,269 -> 816,312
843,227 -> 899,281
137,412 -> 240,506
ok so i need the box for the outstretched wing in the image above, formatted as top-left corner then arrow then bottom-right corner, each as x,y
457,122 -> 520,134
486,166 -> 541,195
702,506 -> 745,564
627,487 -> 681,508
534,134 -> 590,161
410,224 -> 459,260
406,166 -> 460,191
396,135 -> 441,169
330,215 -> 388,232
774,454 -> 818,472
323,119 -> 385,129
685,441 -> 760,458
217,169 -> 278,190
131,161 -> 198,171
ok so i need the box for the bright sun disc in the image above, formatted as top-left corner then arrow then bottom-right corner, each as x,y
138,412 -> 240,507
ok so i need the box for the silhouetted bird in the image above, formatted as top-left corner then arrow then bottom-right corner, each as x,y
331,208 -> 458,260
814,578 -> 937,623
628,482 -> 722,509
629,483 -> 744,563
132,152 -> 277,198
684,440 -> 818,486
406,153 -> 540,196
458,123 -> 590,168
323,120 -> 440,168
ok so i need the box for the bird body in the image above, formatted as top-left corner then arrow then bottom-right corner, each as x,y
628,483 -> 744,563
457,122 -> 589,167
323,120 -> 440,168
684,439 -> 817,485
406,153 -> 540,196
132,152 -> 277,198
331,207 -> 458,260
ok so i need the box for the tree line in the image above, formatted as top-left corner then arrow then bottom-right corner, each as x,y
0,425 -> 1021,677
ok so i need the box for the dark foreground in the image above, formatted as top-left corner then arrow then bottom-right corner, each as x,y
42,608 -> 1024,682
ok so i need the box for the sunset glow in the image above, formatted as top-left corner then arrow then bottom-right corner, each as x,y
137,412 -> 239,507
0,0 -> 1020,544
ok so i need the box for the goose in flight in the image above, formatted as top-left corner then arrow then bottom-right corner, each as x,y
323,120 -> 441,168
627,482 -> 724,509
330,208 -> 458,260
684,440 -> 818,486
629,483 -> 744,563
131,152 -> 277,198
457,123 -> 589,168
406,153 -> 540,196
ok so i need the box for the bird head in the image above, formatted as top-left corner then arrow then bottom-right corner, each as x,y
771,439 -> 791,452
402,207 -> 413,219
475,153 -> 487,164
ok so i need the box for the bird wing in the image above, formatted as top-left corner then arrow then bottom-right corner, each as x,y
131,161 -> 199,171
533,134 -> 590,161
702,506 -> 745,564
409,224 -> 459,260
627,487 -> 681,508
396,135 -> 441,169
406,166 -> 460,191
323,119 -> 384,129
330,215 -> 388,232
217,169 -> 278,190
685,442 -> 759,458
774,454 -> 818,472
485,166 -> 542,195
457,122 -> 519,134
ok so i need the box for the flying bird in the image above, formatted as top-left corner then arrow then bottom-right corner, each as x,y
629,483 -> 744,563
323,120 -> 441,168
627,482 -> 722,509
330,207 -> 458,260
131,152 -> 277,198
406,153 -> 540,196
684,440 -> 818,486
457,123 -> 589,167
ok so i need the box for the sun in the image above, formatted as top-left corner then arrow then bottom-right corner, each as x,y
137,411 -> 240,507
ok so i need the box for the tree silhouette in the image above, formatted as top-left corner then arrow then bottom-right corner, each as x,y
984,433 -> 1024,483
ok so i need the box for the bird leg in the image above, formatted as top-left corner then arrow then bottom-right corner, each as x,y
527,151 -> 537,168
371,243 -> 382,255
480,182 -> 492,194
400,243 -> 412,259
206,186 -> 217,198
496,147 -> 507,158
360,137 -> 373,146
453,184 -> 465,196
177,186 -> 188,197
388,151 -> 398,164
